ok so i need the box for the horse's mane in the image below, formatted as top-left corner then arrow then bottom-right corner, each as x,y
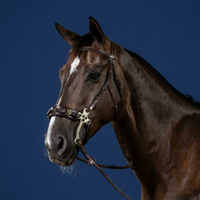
124,48 -> 169,83
124,48 -> 198,105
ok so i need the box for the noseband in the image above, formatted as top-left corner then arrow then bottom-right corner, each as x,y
47,43 -> 122,145
47,44 -> 131,200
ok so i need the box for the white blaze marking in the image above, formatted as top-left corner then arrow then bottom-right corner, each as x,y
46,116 -> 56,148
70,56 -> 80,76
46,57 -> 80,148
57,95 -> 62,105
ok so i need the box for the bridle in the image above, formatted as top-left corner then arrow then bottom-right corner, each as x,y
47,43 -> 122,144
47,43 -> 131,200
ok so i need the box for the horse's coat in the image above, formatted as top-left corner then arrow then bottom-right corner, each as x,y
45,17 -> 200,200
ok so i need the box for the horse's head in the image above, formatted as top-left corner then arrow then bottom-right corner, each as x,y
45,17 -> 122,166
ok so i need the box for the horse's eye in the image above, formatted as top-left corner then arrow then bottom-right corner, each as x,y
89,72 -> 100,80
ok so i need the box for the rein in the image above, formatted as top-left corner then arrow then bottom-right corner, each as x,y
77,140 -> 130,200
47,43 -> 131,200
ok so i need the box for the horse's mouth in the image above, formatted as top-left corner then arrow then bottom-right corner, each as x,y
49,147 -> 79,166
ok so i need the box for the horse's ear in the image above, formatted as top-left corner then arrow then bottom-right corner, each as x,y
55,23 -> 81,46
89,16 -> 106,45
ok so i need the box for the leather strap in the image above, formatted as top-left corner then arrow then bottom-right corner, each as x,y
81,47 -> 115,60
80,43 -> 122,114
77,140 -> 131,200
76,156 -> 129,169
47,106 -> 79,121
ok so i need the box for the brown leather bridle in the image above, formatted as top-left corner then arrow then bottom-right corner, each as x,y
47,43 -> 122,144
47,43 -> 131,200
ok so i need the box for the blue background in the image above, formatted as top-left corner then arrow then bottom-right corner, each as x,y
1,1 -> 200,200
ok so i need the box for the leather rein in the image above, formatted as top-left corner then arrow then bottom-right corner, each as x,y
47,44 -> 131,200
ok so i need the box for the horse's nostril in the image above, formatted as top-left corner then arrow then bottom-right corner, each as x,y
57,136 -> 66,155
58,137 -> 64,150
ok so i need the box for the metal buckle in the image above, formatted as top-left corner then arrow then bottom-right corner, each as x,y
88,157 -> 96,166
65,109 -> 72,116
109,55 -> 115,60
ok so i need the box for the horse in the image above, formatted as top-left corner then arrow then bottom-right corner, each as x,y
45,17 -> 200,200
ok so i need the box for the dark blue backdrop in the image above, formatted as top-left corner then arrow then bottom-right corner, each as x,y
1,1 -> 200,199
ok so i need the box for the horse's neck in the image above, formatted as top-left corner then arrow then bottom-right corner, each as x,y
112,48 -> 200,198
114,48 -> 191,137
112,50 -> 179,165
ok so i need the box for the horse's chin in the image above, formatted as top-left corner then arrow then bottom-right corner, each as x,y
50,147 -> 79,167
62,148 -> 79,166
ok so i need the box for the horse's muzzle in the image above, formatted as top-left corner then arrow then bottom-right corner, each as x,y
45,134 -> 79,166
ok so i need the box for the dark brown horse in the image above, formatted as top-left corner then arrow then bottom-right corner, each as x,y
45,17 -> 200,200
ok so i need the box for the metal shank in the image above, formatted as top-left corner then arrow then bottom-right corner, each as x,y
74,108 -> 91,145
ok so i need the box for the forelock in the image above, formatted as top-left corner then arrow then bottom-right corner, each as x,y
73,33 -> 94,55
